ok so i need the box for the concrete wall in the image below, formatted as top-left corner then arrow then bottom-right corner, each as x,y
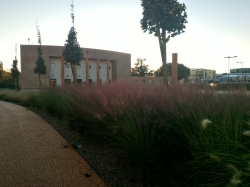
20,45 -> 131,90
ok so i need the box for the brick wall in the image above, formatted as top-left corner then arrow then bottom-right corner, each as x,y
20,45 -> 131,90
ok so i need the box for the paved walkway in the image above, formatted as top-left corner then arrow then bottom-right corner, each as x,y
0,101 -> 107,187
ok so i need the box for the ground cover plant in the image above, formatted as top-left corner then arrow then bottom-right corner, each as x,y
1,83 -> 250,187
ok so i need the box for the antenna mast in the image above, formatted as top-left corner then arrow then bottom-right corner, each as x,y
15,42 -> 17,60
71,0 -> 75,28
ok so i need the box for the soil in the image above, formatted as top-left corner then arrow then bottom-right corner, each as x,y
29,108 -> 145,187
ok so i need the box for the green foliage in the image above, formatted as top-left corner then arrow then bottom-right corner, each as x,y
140,0 -> 188,86
141,0 -> 188,39
1,84 -> 250,186
34,55 -> 46,76
155,63 -> 190,81
11,58 -> 20,79
0,70 -> 15,89
11,57 -> 20,91
131,58 -> 154,76
62,27 -> 83,83
0,61 -> 3,79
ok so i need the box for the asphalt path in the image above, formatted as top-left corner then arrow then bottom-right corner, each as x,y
0,101 -> 106,187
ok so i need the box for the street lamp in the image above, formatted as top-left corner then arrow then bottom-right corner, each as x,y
224,56 -> 237,73
236,62 -> 243,82
224,56 -> 237,82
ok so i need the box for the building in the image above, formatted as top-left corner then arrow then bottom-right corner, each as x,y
230,68 -> 250,73
20,45 -> 131,90
188,68 -> 216,83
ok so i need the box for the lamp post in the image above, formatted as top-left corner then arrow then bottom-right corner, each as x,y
224,56 -> 237,82
236,62 -> 243,82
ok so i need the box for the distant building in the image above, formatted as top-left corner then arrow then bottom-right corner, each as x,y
230,68 -> 250,73
188,68 -> 216,83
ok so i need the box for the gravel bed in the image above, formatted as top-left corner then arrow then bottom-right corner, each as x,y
30,108 -> 144,187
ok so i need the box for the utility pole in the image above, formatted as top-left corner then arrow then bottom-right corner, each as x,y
237,62 -> 243,82
15,41 -> 17,59
224,56 -> 237,82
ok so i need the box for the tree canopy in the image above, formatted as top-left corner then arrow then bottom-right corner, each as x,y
131,58 -> 154,77
141,0 -> 187,86
154,63 -> 190,81
0,61 -> 3,79
62,27 -> 83,84
0,70 -> 15,89
11,57 -> 20,91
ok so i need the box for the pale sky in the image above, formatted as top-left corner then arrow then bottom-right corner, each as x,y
1,0 -> 250,74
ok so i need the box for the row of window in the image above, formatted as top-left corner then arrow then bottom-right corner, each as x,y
50,63 -> 111,70
50,79 -> 112,86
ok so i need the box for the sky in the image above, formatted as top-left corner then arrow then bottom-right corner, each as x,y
1,0 -> 250,74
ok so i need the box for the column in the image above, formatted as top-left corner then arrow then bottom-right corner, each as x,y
107,60 -> 110,84
61,57 -> 65,86
97,59 -> 100,85
86,58 -> 89,84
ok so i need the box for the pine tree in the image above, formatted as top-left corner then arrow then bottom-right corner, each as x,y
11,57 -> 20,91
62,1 -> 83,84
34,23 -> 46,91
62,27 -> 83,84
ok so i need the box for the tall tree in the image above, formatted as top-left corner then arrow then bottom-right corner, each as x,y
0,70 -> 15,89
62,1 -> 83,84
155,63 -> 190,82
34,23 -> 47,91
0,61 -> 3,80
11,57 -> 20,91
131,58 -> 154,76
141,0 -> 187,87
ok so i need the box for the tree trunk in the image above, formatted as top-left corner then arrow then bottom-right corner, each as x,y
71,64 -> 76,85
157,26 -> 169,88
15,78 -> 17,92
162,43 -> 169,88
38,74 -> 44,92
157,23 -> 164,65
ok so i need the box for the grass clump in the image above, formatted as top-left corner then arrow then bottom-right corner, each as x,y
1,83 -> 250,186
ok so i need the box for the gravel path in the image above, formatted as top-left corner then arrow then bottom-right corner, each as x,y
0,101 -> 106,187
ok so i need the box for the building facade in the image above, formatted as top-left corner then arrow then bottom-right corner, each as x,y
230,68 -> 250,73
20,45 -> 131,90
188,68 -> 216,83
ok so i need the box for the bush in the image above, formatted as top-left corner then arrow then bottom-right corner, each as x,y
1,83 -> 250,186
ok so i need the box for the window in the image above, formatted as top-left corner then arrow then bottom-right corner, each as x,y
77,79 -> 82,85
50,79 -> 56,87
65,63 -> 70,68
65,79 -> 71,85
